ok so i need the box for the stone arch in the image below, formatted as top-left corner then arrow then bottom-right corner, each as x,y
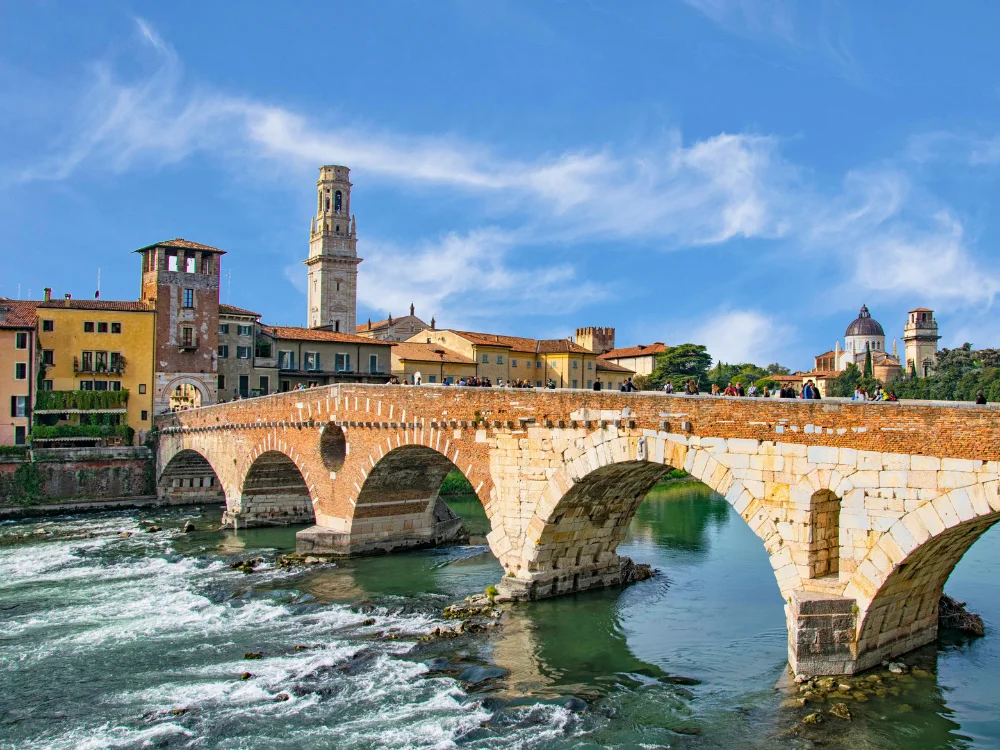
158,448 -> 226,504
848,483 -> 1000,669
501,430 -> 789,599
230,450 -> 316,527
344,444 -> 472,555
161,376 -> 210,411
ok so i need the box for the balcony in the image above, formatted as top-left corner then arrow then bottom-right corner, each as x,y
178,336 -> 199,351
34,389 -> 129,413
73,354 -> 128,376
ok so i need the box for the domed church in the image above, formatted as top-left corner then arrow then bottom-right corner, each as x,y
812,305 -> 903,381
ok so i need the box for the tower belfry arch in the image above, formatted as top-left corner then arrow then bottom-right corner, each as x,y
305,165 -> 361,332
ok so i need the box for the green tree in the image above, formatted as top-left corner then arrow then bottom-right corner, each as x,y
826,363 -> 880,398
766,362 -> 791,375
863,344 -> 873,378
648,344 -> 713,391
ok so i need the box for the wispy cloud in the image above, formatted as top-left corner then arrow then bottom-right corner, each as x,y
694,308 -> 795,364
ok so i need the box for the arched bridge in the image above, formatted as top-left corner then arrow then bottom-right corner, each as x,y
154,384 -> 1000,676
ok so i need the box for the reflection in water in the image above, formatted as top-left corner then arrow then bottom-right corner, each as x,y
628,480 -> 730,554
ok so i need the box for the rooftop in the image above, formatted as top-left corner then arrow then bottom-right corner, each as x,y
262,325 -> 394,346
449,330 -> 592,355
133,238 -> 227,254
391,342 -> 475,364
599,343 -> 668,360
219,303 -> 261,318
596,360 -> 634,373
36,299 -> 151,312
0,299 -> 38,329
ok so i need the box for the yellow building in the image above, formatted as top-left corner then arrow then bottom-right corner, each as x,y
407,329 -> 602,388
0,300 -> 38,446
391,341 -> 476,384
35,297 -> 155,444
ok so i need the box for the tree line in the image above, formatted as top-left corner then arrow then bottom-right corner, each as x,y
634,343 -> 790,393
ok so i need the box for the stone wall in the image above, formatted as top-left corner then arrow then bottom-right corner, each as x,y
0,447 -> 153,503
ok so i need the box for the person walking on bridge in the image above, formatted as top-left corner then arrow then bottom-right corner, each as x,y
685,379 -> 699,395
664,381 -> 674,395
593,378 -> 602,392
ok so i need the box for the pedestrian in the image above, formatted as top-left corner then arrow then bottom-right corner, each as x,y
976,391 -> 987,405
664,381 -> 674,394
685,379 -> 699,395
593,378 -> 602,392
746,383 -> 757,397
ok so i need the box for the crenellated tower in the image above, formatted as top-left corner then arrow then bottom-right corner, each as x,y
305,165 -> 361,332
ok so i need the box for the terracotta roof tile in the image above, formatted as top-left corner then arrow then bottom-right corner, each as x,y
356,315 -> 427,333
219,303 -> 260,318
0,300 -> 38,328
263,325 -> 393,346
449,330 -> 591,355
599,343 -> 668,359
133,238 -> 227,254
391,342 -> 475,364
595,360 -> 634,373
36,299 -> 151,312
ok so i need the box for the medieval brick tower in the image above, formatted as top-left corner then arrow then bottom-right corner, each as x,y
305,165 -> 361,332
903,307 -> 940,377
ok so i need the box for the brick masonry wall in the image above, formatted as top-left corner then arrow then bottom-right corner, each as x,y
0,447 -> 153,502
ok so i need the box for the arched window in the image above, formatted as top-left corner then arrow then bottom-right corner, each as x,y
334,190 -> 342,213
334,320 -> 340,332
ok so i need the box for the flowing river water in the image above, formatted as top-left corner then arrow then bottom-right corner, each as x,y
2,482 -> 999,749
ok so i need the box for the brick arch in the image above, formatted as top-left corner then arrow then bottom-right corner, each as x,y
846,483 -> 1000,669
501,431 -> 790,600
226,442 -> 319,528
157,446 -> 228,504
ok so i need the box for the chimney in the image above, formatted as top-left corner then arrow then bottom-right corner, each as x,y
64,293 -> 72,307
431,316 -> 436,330
43,288 -> 52,302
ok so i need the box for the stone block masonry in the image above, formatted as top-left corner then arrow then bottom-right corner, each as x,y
155,384 -> 1000,675
0,447 -> 154,504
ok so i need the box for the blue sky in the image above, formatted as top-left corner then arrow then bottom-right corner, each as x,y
2,1 -> 1000,370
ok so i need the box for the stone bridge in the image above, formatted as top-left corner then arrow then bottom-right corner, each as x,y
154,384 -> 1000,676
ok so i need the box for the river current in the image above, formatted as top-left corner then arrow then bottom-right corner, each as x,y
2,483 -> 999,749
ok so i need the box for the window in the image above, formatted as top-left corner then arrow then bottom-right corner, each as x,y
97,322 -> 108,333
109,352 -> 123,372
183,289 -> 194,308
202,253 -> 212,275
138,384 -> 146,394
185,256 -> 196,273
237,324 -> 252,336
428,375 -> 437,383
482,354 -> 489,363
334,321 -> 340,332
110,381 -> 122,391
79,380 -> 93,391
536,380 -> 542,387
95,351 -> 108,372
573,361 -> 578,369
94,380 -> 108,391
218,345 -> 229,358
181,327 -> 194,347
335,190 -> 342,212
536,360 -> 542,367
14,362 -> 26,380
369,354 -> 379,373
42,379 -> 53,391
167,253 -> 178,271
14,332 -> 27,349
280,380 -> 290,392
217,374 -> 226,389
278,351 -> 295,370
42,350 -> 54,366
236,346 -> 251,359
141,410 -> 148,421
239,375 -> 249,397
335,353 -> 351,372
511,359 -> 518,367
525,360 -> 531,368
14,426 -> 25,445
587,361 -> 593,369
304,351 -> 317,370
84,322 -> 95,333
10,396 -> 27,418
572,380 -> 578,388
259,376 -> 269,393
81,351 -> 93,371
219,324 -> 230,335
587,380 -> 593,388
42,320 -> 54,332
111,322 -> 121,334
497,355 -> 504,365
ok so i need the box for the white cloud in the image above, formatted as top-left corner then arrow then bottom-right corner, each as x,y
683,0 -> 796,43
693,309 -> 795,364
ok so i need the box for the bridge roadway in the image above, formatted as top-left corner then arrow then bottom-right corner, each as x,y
154,383 -> 1000,676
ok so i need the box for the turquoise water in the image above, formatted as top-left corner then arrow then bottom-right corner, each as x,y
1,483 -> 998,748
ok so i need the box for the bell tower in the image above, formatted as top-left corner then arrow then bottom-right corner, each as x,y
903,308 -> 940,377
305,165 -> 361,332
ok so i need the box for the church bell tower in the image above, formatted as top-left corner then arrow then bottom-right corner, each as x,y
305,165 -> 361,332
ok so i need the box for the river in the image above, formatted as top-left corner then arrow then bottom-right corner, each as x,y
1,482 -> 998,748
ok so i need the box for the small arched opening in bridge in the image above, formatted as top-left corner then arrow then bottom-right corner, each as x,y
236,451 -> 315,527
158,449 -> 225,504
809,489 -> 842,579
319,423 -> 346,472
348,445 -> 471,555
854,507 -> 1000,670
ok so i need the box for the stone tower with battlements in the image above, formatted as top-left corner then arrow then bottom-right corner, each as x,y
903,308 -> 940,377
305,165 -> 361,332
576,326 -> 616,354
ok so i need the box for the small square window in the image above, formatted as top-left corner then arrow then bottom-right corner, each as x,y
42,320 -> 54,332
84,322 -> 95,333
587,362 -> 593,369
481,354 -> 489,363
183,289 -> 194,308
138,384 -> 146,394
237,324 -> 252,336
219,324 -> 229,335
42,379 -> 53,391
167,253 -> 178,272
236,346 -> 251,359
42,350 -> 54,365
111,322 -> 121,334
497,355 -> 504,365
79,380 -> 93,391
525,360 -> 531,368
97,322 -> 108,333
218,345 -> 229,358
511,359 -> 518,367
141,410 -> 148,421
